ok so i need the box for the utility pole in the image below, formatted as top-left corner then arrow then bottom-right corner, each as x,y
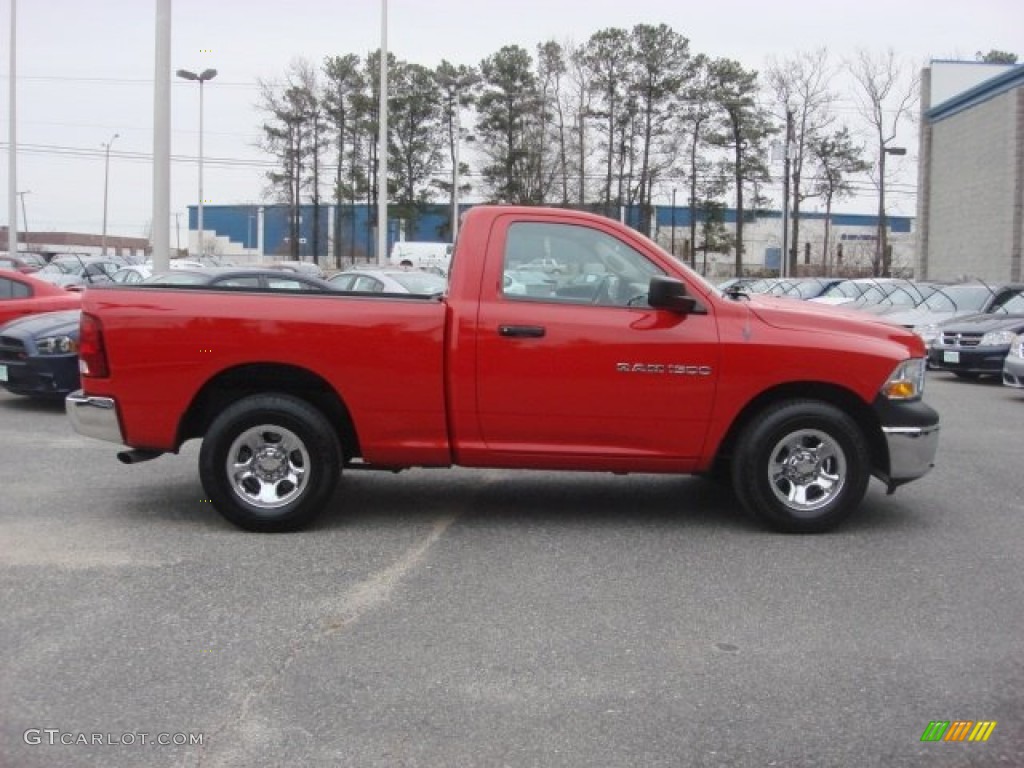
101,133 -> 119,256
7,0 -> 18,255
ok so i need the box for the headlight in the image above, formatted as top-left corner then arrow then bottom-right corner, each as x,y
979,330 -> 1018,347
36,335 -> 78,355
914,323 -> 939,345
1010,335 -> 1024,359
880,357 -> 926,400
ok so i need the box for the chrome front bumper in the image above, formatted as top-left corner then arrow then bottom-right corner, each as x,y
65,390 -> 124,445
881,424 -> 940,491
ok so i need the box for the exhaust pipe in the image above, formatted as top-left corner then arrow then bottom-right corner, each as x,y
117,449 -> 164,465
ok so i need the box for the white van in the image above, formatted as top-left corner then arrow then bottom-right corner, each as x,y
389,241 -> 453,273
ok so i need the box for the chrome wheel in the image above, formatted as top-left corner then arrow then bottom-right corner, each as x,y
767,428 -> 846,517
226,424 -> 310,510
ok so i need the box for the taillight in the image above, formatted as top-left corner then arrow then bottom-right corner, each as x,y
78,312 -> 109,377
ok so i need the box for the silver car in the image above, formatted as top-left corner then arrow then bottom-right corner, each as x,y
1002,334 -> 1024,388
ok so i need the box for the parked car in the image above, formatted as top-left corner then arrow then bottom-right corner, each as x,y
142,267 -> 334,291
0,268 -> 81,326
1003,334 -> 1024,388
0,253 -> 46,274
767,277 -> 846,300
0,309 -> 80,399
265,260 -> 326,279
909,283 -> 1024,342
810,278 -> 919,308
33,257 -> 123,290
111,265 -> 154,283
928,291 -> 1024,379
327,268 -> 447,294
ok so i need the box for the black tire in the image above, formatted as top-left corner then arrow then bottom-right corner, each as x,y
731,400 -> 870,533
199,394 -> 341,532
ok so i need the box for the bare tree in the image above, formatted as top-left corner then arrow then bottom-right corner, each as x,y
627,23 -> 691,236
581,28 -> 634,213
566,43 -> 596,205
708,59 -> 776,276
322,53 -> 365,266
847,48 -> 919,276
434,61 -> 479,239
766,48 -> 837,272
810,127 -> 870,273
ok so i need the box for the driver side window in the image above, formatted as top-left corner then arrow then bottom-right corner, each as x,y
501,221 -> 663,307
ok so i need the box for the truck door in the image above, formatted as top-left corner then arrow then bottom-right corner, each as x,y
473,218 -> 719,469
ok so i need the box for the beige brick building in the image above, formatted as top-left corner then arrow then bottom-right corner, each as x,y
916,62 -> 1024,282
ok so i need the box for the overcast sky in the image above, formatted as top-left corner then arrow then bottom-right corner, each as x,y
2,0 -> 1022,240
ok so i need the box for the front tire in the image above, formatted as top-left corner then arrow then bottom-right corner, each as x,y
199,394 -> 341,532
731,400 -> 870,533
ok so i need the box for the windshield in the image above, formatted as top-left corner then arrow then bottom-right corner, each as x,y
993,291 -> 1024,314
819,281 -> 865,299
922,284 -> 992,312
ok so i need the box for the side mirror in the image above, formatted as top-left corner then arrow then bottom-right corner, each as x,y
648,275 -> 701,314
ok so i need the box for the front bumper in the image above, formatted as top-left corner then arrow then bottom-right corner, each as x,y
0,355 -> 79,399
928,345 -> 1010,375
65,390 -> 124,445
872,397 -> 940,492
1003,355 -> 1024,388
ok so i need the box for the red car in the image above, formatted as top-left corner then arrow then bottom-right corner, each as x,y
0,269 -> 81,326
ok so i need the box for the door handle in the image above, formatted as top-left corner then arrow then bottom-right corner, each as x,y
498,324 -> 546,338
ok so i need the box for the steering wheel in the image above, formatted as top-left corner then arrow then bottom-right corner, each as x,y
591,275 -> 622,305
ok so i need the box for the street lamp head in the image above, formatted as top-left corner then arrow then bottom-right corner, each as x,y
884,146 -> 907,156
199,68 -> 218,82
176,68 -> 199,81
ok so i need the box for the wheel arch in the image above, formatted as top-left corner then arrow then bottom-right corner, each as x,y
711,382 -> 888,478
177,363 -> 361,460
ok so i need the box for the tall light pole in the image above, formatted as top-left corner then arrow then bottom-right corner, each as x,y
877,145 -> 907,277
7,0 -> 18,255
101,133 -> 119,256
176,67 -> 217,256
377,0 -> 388,265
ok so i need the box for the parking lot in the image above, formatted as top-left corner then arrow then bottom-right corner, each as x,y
2,374 -> 1022,767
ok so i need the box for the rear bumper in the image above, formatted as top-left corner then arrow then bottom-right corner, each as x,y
65,390 -> 124,445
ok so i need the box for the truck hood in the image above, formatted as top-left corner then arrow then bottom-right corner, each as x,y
0,309 -> 81,338
743,294 -> 925,351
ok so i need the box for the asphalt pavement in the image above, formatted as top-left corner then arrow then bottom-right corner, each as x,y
1,375 -> 1022,767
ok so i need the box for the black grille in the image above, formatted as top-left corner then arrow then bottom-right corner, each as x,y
940,332 -> 983,348
0,335 -> 26,362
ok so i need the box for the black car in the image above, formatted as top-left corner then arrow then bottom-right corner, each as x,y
0,309 -> 81,399
928,291 -> 1024,379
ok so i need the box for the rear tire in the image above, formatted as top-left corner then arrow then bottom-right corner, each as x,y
199,394 -> 341,532
731,400 -> 870,533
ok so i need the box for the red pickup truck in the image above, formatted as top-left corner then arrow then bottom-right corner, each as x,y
67,206 -> 939,533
